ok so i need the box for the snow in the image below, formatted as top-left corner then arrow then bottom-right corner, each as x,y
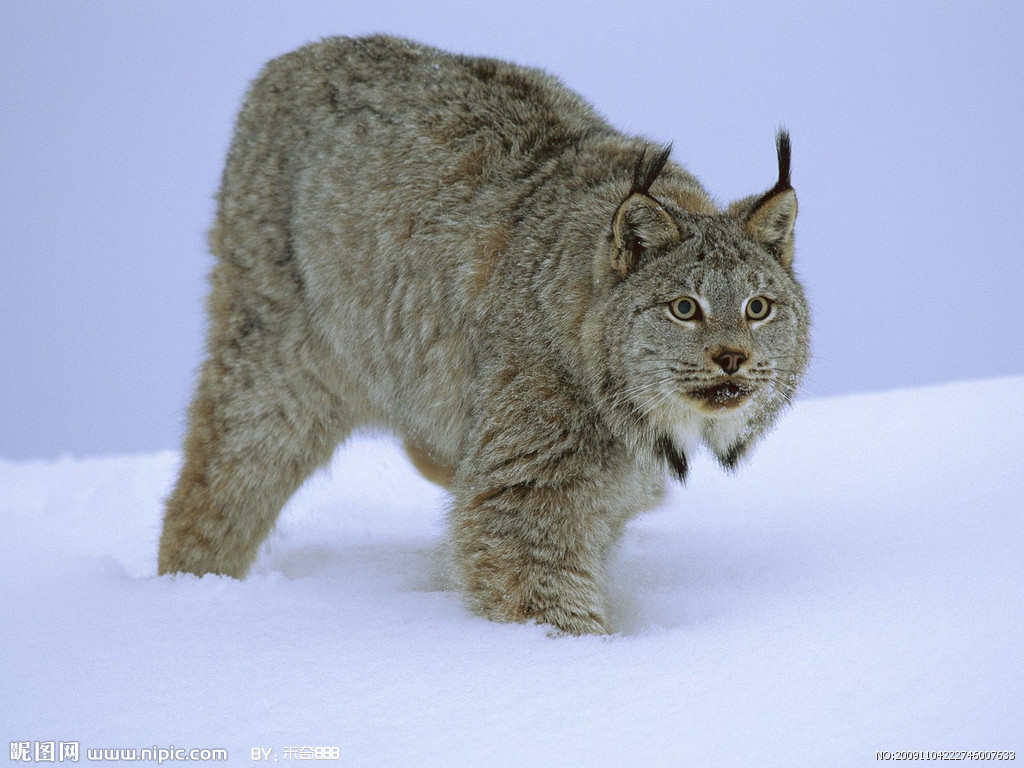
2,377 -> 1022,766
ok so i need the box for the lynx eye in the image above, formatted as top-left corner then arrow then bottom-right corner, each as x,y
668,296 -> 702,322
745,296 -> 773,321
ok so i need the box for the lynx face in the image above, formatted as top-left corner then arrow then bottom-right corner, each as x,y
596,139 -> 809,468
604,214 -> 809,466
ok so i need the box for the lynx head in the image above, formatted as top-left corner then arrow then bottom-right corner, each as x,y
594,132 -> 810,472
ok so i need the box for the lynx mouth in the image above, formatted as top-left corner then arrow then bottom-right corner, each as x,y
687,382 -> 753,411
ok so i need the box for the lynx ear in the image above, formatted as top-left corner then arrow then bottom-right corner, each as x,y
735,131 -> 798,268
611,145 -> 679,275
612,193 -> 679,275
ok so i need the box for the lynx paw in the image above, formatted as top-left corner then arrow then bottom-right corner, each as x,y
468,582 -> 610,636
535,608 -> 610,638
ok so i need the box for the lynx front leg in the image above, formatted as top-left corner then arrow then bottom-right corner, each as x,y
449,367 -> 633,636
451,481 -> 618,635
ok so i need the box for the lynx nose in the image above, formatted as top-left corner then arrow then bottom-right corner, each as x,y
712,348 -> 748,375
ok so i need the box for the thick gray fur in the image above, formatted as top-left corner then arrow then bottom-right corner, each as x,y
158,35 -> 811,636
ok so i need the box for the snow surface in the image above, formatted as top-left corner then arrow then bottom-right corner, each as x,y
2,377 -> 1022,766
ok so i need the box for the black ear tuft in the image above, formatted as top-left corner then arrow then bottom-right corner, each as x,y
630,144 -> 673,197
740,130 -> 798,267
775,130 -> 792,192
751,130 -> 793,210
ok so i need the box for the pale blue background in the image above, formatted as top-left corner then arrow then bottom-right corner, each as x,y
2,1 -> 1022,460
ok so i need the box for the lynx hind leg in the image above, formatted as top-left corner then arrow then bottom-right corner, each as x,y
451,369 -> 625,636
158,265 -> 349,578
159,56 -> 358,578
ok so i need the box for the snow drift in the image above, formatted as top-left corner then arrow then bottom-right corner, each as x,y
2,377 -> 1021,766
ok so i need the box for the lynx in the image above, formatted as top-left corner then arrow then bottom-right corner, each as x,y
158,35 -> 811,635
